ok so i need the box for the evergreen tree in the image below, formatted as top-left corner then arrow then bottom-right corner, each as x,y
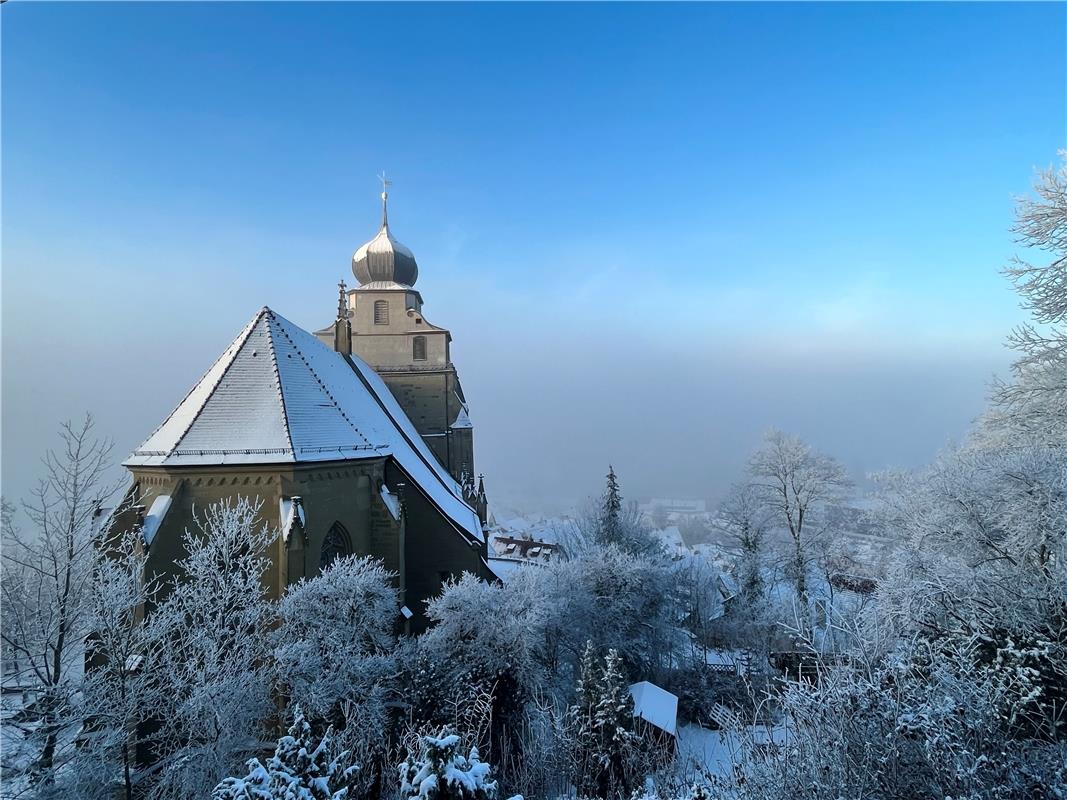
212,707 -> 360,800
593,467 -> 661,556
566,642 -> 641,800
601,466 -> 622,544
568,641 -> 601,789
398,728 -> 497,800
592,649 -> 639,799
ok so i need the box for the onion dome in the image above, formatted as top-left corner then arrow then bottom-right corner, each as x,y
352,190 -> 419,287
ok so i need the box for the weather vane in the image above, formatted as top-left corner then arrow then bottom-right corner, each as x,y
378,171 -> 392,195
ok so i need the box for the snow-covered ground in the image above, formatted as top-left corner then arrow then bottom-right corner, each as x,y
676,723 -> 788,781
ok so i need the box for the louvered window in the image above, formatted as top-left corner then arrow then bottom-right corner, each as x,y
412,335 -> 427,361
373,300 -> 389,325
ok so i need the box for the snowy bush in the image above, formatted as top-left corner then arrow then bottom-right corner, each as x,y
725,636 -> 1067,800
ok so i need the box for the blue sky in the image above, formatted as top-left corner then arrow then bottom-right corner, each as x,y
3,2 -> 1064,509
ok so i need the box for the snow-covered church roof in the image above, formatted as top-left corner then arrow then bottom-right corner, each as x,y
125,307 -> 482,541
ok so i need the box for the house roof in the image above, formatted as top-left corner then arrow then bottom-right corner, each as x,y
125,307 -> 483,543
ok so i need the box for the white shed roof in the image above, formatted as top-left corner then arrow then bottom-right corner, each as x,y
629,681 -> 678,737
125,307 -> 483,544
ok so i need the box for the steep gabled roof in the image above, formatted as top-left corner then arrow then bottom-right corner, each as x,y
125,307 -> 483,542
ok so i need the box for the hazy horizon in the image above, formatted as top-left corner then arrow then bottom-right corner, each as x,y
3,2 -> 1062,514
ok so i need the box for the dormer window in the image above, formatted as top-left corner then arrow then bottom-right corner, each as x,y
373,300 -> 389,325
412,335 -> 427,361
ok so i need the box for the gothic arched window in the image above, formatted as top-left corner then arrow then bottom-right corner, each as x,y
319,522 -> 351,570
412,335 -> 427,361
373,300 -> 389,325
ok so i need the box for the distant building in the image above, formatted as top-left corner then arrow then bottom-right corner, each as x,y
639,497 -> 708,524
489,534 -> 565,564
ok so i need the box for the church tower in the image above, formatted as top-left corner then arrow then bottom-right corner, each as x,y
316,182 -> 484,519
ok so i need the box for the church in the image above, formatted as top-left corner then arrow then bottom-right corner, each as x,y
109,185 -> 491,631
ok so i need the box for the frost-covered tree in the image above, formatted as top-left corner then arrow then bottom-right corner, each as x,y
275,554 -> 397,774
650,503 -> 669,530
398,728 -> 498,800
673,554 -> 724,659
212,706 -> 360,800
873,431 -> 1067,739
0,417 -> 120,792
993,152 -> 1067,442
717,481 -> 770,606
146,498 -> 278,799
65,529 -> 163,800
748,429 -> 851,609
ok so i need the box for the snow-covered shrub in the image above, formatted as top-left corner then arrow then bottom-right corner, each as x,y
212,706 -> 360,800
398,728 -> 497,800
408,572 -> 545,760
727,636 -> 1067,800
548,549 -> 680,685
275,554 -> 397,781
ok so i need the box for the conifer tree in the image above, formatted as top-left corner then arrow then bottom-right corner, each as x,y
592,649 -> 639,799
212,707 -> 360,800
568,641 -> 601,789
601,466 -> 622,544
398,728 -> 497,800
566,642 -> 640,800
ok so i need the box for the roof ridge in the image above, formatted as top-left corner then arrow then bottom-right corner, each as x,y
169,308 -> 270,454
270,315 -> 376,452
262,309 -> 295,455
136,308 -> 268,454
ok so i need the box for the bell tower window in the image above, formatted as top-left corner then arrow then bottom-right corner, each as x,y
412,335 -> 427,361
373,300 -> 389,325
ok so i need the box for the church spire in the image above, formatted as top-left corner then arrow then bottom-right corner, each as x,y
352,174 -> 418,287
378,171 -> 392,229
337,279 -> 347,320
333,279 -> 351,355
